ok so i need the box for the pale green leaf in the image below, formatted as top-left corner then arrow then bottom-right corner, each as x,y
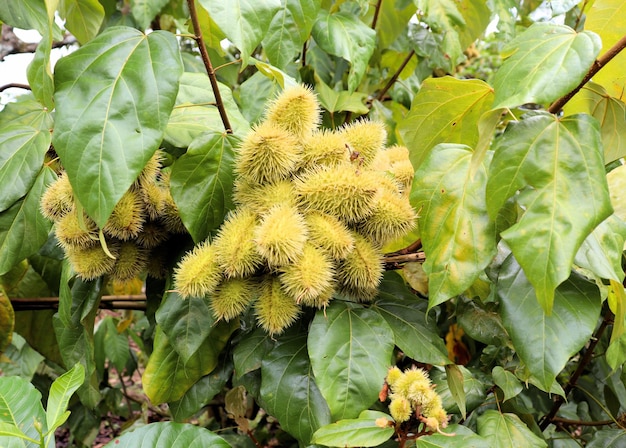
412,144 -> 496,309
398,77 -> 494,170
237,72 -> 282,124
416,424 -> 490,448
130,0 -> 168,30
53,27 -> 183,227
311,410 -> 394,447
608,163 -> 626,222
606,280 -> 626,369
59,0 -> 105,44
27,32 -> 54,110
575,215 -> 626,282
104,422 -> 232,447
193,3 -> 227,55
477,411 -> 547,447
432,366 -> 488,415
606,332 -> 626,370
446,364 -> 466,419
414,0 -> 465,66
0,333 -> 44,380
0,376 -> 46,446
0,0 -> 61,40
492,367 -> 523,402
315,76 -> 369,114
377,0 -> 416,49
0,96 -> 53,131
46,363 -> 84,434
492,23 -> 601,108
486,113 -> 612,313
251,58 -> 298,89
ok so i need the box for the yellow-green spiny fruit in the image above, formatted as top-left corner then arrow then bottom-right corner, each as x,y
255,275 -> 300,335
386,145 -> 414,194
389,395 -> 412,423
55,208 -> 98,250
300,129 -> 350,169
279,243 -> 334,304
136,151 -> 162,188
40,174 -> 74,221
339,120 -> 387,166
174,240 -> 222,298
102,189 -> 146,240
140,181 -> 167,220
358,188 -> 417,246
295,164 -> 379,223
145,246 -> 169,279
160,190 -> 187,234
110,241 -> 148,282
265,84 -> 320,139
235,121 -> 301,184
135,220 -> 169,249
210,277 -> 256,321
66,241 -> 119,280
305,212 -> 354,260
232,179 -> 297,215
254,204 -> 308,267
214,208 -> 262,277
336,233 -> 383,296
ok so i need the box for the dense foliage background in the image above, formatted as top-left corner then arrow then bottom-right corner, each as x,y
1,0 -> 626,446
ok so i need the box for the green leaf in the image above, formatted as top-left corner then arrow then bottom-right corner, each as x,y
497,255 -> 602,391
164,73 -> 249,148
59,0 -> 105,44
416,424 -> 490,448
492,367 -> 523,402
315,76 -> 369,115
446,364 -> 466,419
104,421 -> 232,447
130,0 -> 168,29
575,215 -> 626,283
53,26 -> 183,227
0,376 -> 46,446
456,299 -> 509,346
46,363 -> 84,436
27,31 -> 54,110
477,410 -> 547,448
486,113 -> 612,313
262,0 -> 321,70
414,0 -> 465,68
398,77 -> 494,170
412,144 -> 496,309
0,96 -> 54,131
606,332 -> 626,370
199,0 -> 281,66
100,317 -> 130,372
608,163 -> 626,222
587,429 -> 626,447
232,327 -> 273,378
0,0 -> 61,40
308,301 -> 395,420
311,410 -> 394,447
237,72 -> 282,124
0,166 -> 56,276
0,421 -> 34,446
492,23 -> 601,108
607,279 -> 626,369
311,9 -> 376,92
251,58 -> 298,89
260,332 -> 331,445
0,333 -> 44,380
432,366 -> 488,415
0,125 -> 51,212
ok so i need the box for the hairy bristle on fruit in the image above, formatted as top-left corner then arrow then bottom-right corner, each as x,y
279,243 -> 334,304
102,189 -> 145,240
255,276 -> 300,335
300,129 -> 350,169
110,241 -> 148,282
305,212 -> 354,260
55,208 -> 99,250
40,174 -> 74,221
66,241 -> 120,280
265,85 -> 320,138
210,277 -> 256,321
174,240 -> 222,298
214,208 -> 263,277
339,120 -> 387,166
336,233 -> 383,293
233,179 -> 297,215
358,188 -> 417,246
254,204 -> 308,267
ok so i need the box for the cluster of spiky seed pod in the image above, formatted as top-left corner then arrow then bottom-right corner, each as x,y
40,153 -> 187,282
385,366 -> 449,432
174,84 -> 417,335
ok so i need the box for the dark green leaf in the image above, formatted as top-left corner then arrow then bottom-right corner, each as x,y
492,367 -> 523,402
27,31 -> 54,110
104,422 -> 232,447
311,410 -> 394,447
53,26 -> 183,227
575,215 -> 626,283
59,0 -> 105,44
170,131 -> 239,243
130,0 -> 168,29
0,376 -> 46,445
237,72 -> 281,124
233,327 -> 273,378
432,366 -> 488,415
101,317 -> 130,372
446,364 -> 466,419
416,424 -> 490,448
587,428 -> 626,447
487,113 -> 612,313
308,302 -> 395,420
457,299 -> 510,346
477,410 -> 547,447
497,255 -> 601,391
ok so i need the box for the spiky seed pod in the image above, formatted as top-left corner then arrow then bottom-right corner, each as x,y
135,220 -> 169,249
55,208 -> 98,250
174,240 -> 222,298
255,275 -> 300,335
102,189 -> 145,240
160,192 -> 187,234
136,151 -> 162,188
235,122 -> 302,184
305,212 -> 354,260
386,366 -> 403,388
298,282 -> 335,309
40,174 -> 74,221
210,277 -> 256,321
392,367 -> 431,398
389,160 -> 415,195
386,144 -> 410,163
110,241 -> 148,282
295,164 -> 379,223
339,120 -> 387,166
214,208 -> 262,277
358,188 -> 417,246
265,85 -> 320,139
140,181 -> 167,220
254,204 -> 308,267
66,241 -> 119,280
370,149 -> 391,173
339,284 -> 380,303
233,179 -> 297,215
145,246 -> 169,279
389,396 -> 412,423
300,129 -> 350,169
279,243 -> 334,304
336,233 -> 383,294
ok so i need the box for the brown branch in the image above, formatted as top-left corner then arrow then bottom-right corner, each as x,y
0,83 -> 31,92
551,417 -> 614,427
1,24 -> 76,62
371,0 -> 383,30
375,50 -> 415,103
11,295 -> 147,311
186,0 -> 233,134
548,34 -> 626,113
383,240 -> 424,270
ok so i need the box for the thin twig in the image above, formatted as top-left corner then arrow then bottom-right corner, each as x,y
548,34 -> 626,113
0,83 -> 31,92
375,50 -> 415,103
301,41 -> 307,67
371,0 -> 383,30
186,0 -> 233,134
552,417 -> 615,427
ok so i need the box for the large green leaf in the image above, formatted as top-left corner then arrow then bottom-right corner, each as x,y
311,410 -> 394,447
0,376 -> 46,447
311,9 -> 376,92
0,167 -> 56,276
0,0 -> 61,40
412,144 -> 496,309
53,26 -> 183,227
45,363 -> 84,441
59,0 -> 105,44
0,125 -> 51,212
130,0 -> 168,29
308,302 -> 395,420
170,131 -> 239,242
477,410 -> 547,448
492,366 -> 523,402
232,327 -> 273,378
398,77 -> 494,170
416,424 -> 490,448
492,23 -> 601,108
456,299 -> 509,346
199,0 -> 281,66
486,113 -> 612,313
587,428 -> 626,447
104,422 -> 231,447
262,0 -> 321,70
0,96 -> 54,131
497,255 -> 601,391
575,214 -> 626,283
0,333 -> 44,380
260,332 -> 331,445
27,29 -> 54,110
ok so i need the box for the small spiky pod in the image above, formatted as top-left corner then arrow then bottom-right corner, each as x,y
110,241 -> 148,282
336,233 -> 383,295
140,181 -> 167,220
136,151 -> 162,188
300,129 -> 350,169
233,180 -> 297,215
40,174 -> 74,221
254,204 -> 308,267
66,241 -> 119,280
389,396 -> 412,423
103,189 -> 145,240
295,164 -> 379,223
145,246 -> 169,279
358,188 -> 417,246
386,145 -> 414,195
305,212 -> 354,260
279,243 -> 334,304
265,85 -> 320,139
339,120 -> 387,166
214,208 -> 262,277
235,122 -> 302,184
160,192 -> 187,234
55,208 -> 98,250
174,240 -> 222,298
255,276 -> 300,335
135,220 -> 169,249
210,277 -> 256,321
